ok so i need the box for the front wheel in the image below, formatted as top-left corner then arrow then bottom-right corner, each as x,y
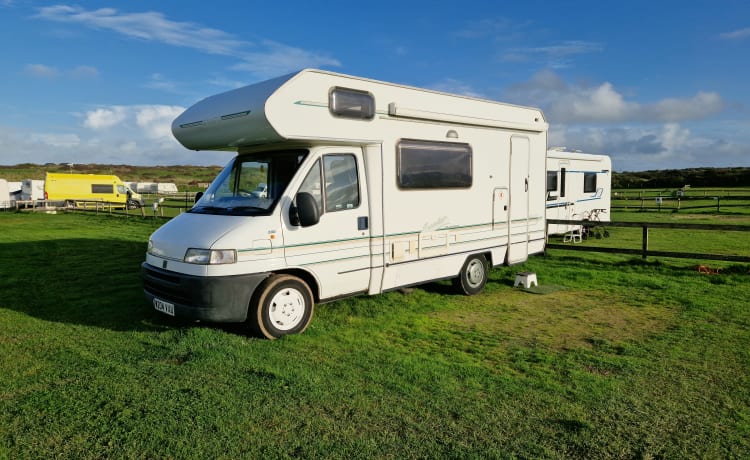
249,275 -> 314,339
453,254 -> 488,296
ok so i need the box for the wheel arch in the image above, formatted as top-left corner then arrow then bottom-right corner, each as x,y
269,268 -> 321,302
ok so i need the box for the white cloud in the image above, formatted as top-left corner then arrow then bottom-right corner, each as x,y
28,132 -> 81,148
84,107 -> 129,130
70,65 -> 99,79
82,105 -> 184,145
135,105 -> 184,141
719,27 -> 750,40
34,6 -> 341,81
504,40 -> 604,68
36,5 -> 248,56
25,64 -> 60,78
649,92 -> 724,121
233,40 -> 341,79
550,122 -> 750,171
25,63 -> 99,79
509,70 -> 725,124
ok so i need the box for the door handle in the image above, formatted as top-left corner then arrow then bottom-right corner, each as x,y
525,178 -> 528,192
358,216 -> 369,230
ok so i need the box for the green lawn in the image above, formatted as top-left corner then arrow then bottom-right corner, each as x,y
1,212 -> 749,458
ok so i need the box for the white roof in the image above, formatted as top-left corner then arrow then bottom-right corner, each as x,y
173,69 -> 547,151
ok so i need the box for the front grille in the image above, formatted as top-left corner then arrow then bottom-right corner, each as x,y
143,265 -> 194,304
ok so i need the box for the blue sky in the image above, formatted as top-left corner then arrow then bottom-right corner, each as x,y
1,0 -> 748,171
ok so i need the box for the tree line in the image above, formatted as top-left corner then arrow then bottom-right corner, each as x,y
613,167 -> 750,189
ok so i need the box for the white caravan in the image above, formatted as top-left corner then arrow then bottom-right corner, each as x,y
143,69 -> 548,338
545,148 -> 611,236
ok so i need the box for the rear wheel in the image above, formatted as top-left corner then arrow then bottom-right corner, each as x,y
453,254 -> 488,295
249,275 -> 314,339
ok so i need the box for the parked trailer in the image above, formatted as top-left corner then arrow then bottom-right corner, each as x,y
22,179 -> 45,201
143,68 -> 548,338
545,148 -> 611,236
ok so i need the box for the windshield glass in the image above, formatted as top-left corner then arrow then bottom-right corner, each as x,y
190,149 -> 308,216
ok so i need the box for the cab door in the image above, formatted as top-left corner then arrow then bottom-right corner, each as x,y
282,148 -> 371,300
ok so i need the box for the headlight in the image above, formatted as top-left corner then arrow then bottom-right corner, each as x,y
148,240 -> 167,257
184,248 -> 236,265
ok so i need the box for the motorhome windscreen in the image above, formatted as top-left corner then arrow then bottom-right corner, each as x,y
397,139 -> 472,189
190,150 -> 308,216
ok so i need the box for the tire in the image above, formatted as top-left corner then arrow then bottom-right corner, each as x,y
453,254 -> 488,296
249,275 -> 314,339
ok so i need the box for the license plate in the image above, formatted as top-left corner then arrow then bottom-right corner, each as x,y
153,298 -> 175,316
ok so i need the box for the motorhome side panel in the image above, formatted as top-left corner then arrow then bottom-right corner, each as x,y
376,124 -> 544,291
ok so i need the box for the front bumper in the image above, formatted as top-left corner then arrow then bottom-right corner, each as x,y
142,262 -> 269,322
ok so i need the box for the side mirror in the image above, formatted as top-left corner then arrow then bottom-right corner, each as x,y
291,192 -> 320,227
194,191 -> 204,203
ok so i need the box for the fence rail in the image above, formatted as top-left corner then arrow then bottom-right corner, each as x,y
546,219 -> 750,263
612,195 -> 750,213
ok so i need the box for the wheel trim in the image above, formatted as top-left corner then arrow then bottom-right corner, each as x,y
466,259 -> 485,288
268,288 -> 306,331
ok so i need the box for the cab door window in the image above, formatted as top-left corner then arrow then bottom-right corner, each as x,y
323,155 -> 359,212
297,154 -> 360,216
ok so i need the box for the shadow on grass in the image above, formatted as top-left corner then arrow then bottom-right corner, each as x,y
0,238 -> 170,332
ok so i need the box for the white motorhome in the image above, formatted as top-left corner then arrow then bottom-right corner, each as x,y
545,148 -> 611,236
143,69 -> 548,338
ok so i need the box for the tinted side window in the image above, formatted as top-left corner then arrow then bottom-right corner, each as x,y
560,168 -> 566,198
91,184 -> 113,194
323,155 -> 360,212
546,171 -> 558,192
584,172 -> 597,193
397,139 -> 472,189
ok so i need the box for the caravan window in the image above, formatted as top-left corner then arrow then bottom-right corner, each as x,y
560,168 -> 566,198
329,87 -> 375,120
91,184 -> 113,194
546,171 -> 558,192
397,139 -> 472,189
583,172 -> 597,193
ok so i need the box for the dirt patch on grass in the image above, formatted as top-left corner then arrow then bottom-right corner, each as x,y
434,290 -> 677,351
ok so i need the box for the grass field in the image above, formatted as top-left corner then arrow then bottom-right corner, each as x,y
1,212 -> 749,458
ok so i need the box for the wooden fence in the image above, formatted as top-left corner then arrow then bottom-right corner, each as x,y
546,219 -> 750,263
612,196 -> 750,213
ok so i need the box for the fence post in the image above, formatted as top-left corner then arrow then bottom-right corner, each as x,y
642,226 -> 649,260
717,197 -> 721,213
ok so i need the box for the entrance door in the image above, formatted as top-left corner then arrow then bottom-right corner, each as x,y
282,148 -> 371,300
507,136 -> 530,264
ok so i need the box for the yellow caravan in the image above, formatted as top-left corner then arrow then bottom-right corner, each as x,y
44,173 -> 144,208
